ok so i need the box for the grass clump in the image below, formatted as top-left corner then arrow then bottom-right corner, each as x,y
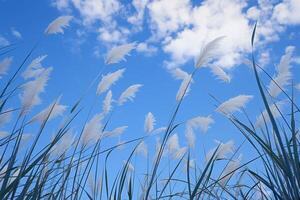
0,20 -> 299,200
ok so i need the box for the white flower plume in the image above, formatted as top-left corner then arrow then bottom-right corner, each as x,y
173,147 -> 187,160
219,155 -> 242,186
186,115 -> 214,133
185,115 -> 214,148
144,112 -> 155,133
206,140 -> 235,161
210,66 -> 231,83
152,127 -> 167,134
216,95 -> 253,115
185,129 -> 196,148
0,109 -> 12,127
11,28 -> 22,39
118,84 -> 142,105
136,141 -> 148,157
97,68 -> 125,95
169,68 -> 190,80
102,90 -> 113,115
176,74 -> 192,101
51,131 -> 75,156
22,55 -> 48,80
20,133 -> 33,148
255,100 -> 286,128
0,57 -> 13,78
45,16 -> 73,35
296,83 -> 300,91
81,113 -> 104,145
31,98 -> 67,123
268,46 -> 294,98
123,161 -> 135,172
167,134 -> 187,160
255,182 -> 272,200
103,126 -> 127,138
0,131 -> 8,138
20,68 -> 52,114
154,137 -> 162,160
88,173 -> 102,198
105,43 -> 136,65
195,36 -> 224,69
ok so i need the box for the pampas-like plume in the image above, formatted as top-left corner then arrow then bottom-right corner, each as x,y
176,74 -> 192,101
20,133 -> 33,148
296,83 -> 300,91
152,127 -> 167,134
255,100 -> 286,128
186,115 -> 214,133
136,141 -> 148,157
0,57 -> 12,78
44,16 -> 73,35
0,109 -> 12,127
8,168 -> 20,185
30,98 -> 67,123
185,115 -> 214,148
123,161 -> 135,172
97,68 -> 125,95
169,68 -> 190,80
195,36 -> 224,68
20,68 -> 52,114
51,131 -> 75,156
173,147 -> 187,160
22,55 -> 47,79
167,134 -> 187,160
210,66 -> 231,83
216,95 -> 253,115
81,113 -> 104,145
219,155 -> 242,186
102,126 -> 127,138
0,131 -> 8,138
88,173 -> 102,199
167,134 -> 180,153
102,90 -> 113,115
144,112 -> 155,133
255,182 -> 272,200
105,43 -> 136,65
268,46 -> 294,98
206,140 -> 235,161
118,84 -> 142,105
185,128 -> 196,148
183,159 -> 196,173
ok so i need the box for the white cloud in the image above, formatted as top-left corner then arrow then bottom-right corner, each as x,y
246,6 -> 260,20
258,50 -> 270,67
136,42 -> 157,55
128,0 -> 149,26
52,0 -> 69,10
0,57 -> 13,78
97,26 -> 128,43
273,0 -> 300,25
148,0 -> 297,69
293,56 -> 300,64
161,0 -> 252,68
147,0 -> 191,38
52,0 -> 300,69
70,0 -> 121,25
53,0 -> 127,44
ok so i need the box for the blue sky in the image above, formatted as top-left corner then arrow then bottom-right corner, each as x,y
1,0 -> 300,194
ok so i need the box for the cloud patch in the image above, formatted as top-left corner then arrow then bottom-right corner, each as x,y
52,0 -> 300,69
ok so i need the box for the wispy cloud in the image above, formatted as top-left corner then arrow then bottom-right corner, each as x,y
52,0 -> 300,70
11,27 -> 22,39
